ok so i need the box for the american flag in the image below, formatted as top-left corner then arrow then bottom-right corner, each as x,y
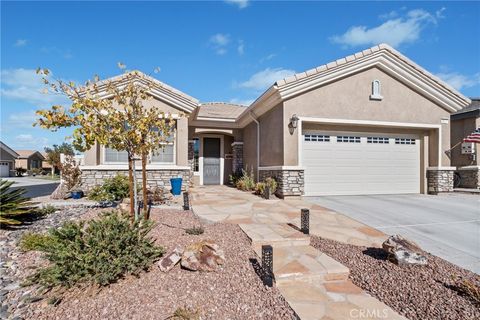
463,128 -> 480,143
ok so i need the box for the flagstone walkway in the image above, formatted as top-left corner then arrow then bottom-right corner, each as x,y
190,186 -> 405,320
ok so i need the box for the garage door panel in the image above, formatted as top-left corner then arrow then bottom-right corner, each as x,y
302,132 -> 420,196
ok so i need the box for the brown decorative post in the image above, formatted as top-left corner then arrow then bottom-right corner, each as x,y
262,245 -> 273,287
301,208 -> 310,235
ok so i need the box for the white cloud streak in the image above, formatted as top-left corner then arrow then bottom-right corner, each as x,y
209,33 -> 231,55
14,39 -> 27,47
331,8 -> 445,48
225,0 -> 249,9
239,67 -> 296,91
435,72 -> 480,91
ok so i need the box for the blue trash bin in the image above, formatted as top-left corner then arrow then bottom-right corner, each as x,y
170,177 -> 183,195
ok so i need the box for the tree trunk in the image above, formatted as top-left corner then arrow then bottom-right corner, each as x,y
142,152 -> 148,220
128,156 -> 135,220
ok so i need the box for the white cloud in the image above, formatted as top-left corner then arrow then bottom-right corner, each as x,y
40,46 -> 73,59
239,67 -> 296,91
237,40 -> 245,55
225,0 -> 249,9
15,134 -> 49,148
209,33 -> 230,55
14,39 -> 27,47
0,68 -> 68,105
229,98 -> 254,106
260,53 -> 276,63
331,8 -> 444,48
435,72 -> 480,91
7,110 -> 39,128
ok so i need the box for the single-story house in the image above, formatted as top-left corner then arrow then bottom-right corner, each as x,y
15,150 -> 46,171
450,98 -> 480,188
80,43 -> 470,197
0,141 -> 19,177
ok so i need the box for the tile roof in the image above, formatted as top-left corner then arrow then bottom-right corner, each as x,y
453,98 -> 480,115
197,102 -> 247,119
15,150 -> 45,159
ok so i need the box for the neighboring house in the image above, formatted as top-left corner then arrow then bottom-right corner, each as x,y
0,141 -> 19,177
81,43 -> 470,197
450,98 -> 480,188
15,150 -> 46,171
41,152 -> 54,171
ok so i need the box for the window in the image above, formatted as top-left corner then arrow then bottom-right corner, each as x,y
304,134 -> 330,142
151,133 -> 175,164
337,136 -> 361,143
367,137 -> 390,144
105,148 -> 129,163
193,138 -> 199,172
395,138 -> 416,145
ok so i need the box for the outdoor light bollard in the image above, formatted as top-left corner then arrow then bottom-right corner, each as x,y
183,192 -> 190,210
261,245 -> 274,287
263,185 -> 270,200
301,208 -> 310,235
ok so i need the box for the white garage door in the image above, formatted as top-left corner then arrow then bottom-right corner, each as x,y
302,132 -> 420,196
0,162 -> 10,177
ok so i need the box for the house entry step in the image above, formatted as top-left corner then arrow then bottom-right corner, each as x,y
239,223 -> 310,250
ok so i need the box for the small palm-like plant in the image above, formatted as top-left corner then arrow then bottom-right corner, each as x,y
0,179 -> 35,226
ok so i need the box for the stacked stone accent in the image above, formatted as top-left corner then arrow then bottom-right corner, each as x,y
231,142 -> 244,175
259,169 -> 304,198
80,169 -> 190,192
457,166 -> 480,189
426,168 -> 454,194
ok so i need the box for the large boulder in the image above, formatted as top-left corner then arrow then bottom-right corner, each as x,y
181,240 -> 225,272
382,234 -> 427,266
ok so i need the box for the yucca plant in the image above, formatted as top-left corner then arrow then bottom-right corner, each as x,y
0,179 -> 35,226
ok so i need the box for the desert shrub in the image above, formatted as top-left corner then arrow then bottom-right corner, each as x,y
25,210 -> 164,288
28,168 -> 43,176
254,182 -> 266,195
452,275 -> 480,306
228,170 -> 242,186
37,204 -> 57,215
264,177 -> 277,194
235,169 -> 255,191
0,179 -> 35,226
20,232 -> 55,251
170,307 -> 201,320
185,226 -> 204,235
147,187 -> 169,204
88,174 -> 130,202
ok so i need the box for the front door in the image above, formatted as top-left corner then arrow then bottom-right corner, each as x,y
203,137 -> 221,185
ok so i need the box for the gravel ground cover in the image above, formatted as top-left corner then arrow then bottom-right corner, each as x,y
311,236 -> 480,320
2,208 -> 296,320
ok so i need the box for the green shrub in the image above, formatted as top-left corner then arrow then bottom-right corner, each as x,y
20,232 -> 55,251
254,182 -> 266,195
264,177 -> 277,194
235,169 -> 255,191
0,179 -> 35,226
88,174 -> 131,202
26,210 -> 164,288
228,170 -> 242,186
15,167 -> 27,177
37,204 -> 57,215
185,226 -> 204,235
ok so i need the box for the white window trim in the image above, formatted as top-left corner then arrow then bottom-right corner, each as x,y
150,140 -> 176,165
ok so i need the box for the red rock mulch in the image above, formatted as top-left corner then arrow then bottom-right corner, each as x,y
311,236 -> 480,320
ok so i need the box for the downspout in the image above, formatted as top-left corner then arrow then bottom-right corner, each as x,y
249,111 -> 260,181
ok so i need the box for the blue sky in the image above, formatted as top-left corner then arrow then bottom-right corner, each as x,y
1,0 -> 479,150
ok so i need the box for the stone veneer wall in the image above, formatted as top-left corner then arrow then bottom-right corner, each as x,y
426,168 -> 454,194
231,143 -> 243,175
81,169 -> 190,192
457,167 -> 480,189
259,169 -> 304,198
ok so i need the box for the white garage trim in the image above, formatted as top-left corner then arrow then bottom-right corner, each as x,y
296,117 -> 442,168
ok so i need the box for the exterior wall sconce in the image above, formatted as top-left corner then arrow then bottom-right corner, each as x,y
288,114 -> 299,135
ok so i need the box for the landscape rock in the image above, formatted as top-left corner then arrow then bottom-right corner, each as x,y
50,182 -> 69,200
382,234 -> 427,266
181,240 -> 225,272
158,247 -> 183,272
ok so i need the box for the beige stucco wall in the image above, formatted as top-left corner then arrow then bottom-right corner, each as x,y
258,104 -> 284,167
243,122 -> 258,179
282,67 -> 452,167
450,116 -> 479,167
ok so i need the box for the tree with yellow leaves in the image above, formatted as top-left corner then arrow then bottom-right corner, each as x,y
35,66 -> 177,220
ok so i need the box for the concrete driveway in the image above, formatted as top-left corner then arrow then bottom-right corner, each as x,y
3,177 -> 59,198
307,194 -> 480,274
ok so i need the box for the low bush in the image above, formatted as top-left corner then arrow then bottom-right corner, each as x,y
37,204 -> 57,215
185,226 -> 204,235
254,182 -> 266,195
235,169 -> 255,191
254,177 -> 277,197
20,232 -> 54,251
15,167 -> 27,177
88,174 -> 131,202
24,210 -> 164,288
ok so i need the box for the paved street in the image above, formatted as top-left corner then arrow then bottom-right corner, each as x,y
307,193 -> 480,274
3,177 -> 60,198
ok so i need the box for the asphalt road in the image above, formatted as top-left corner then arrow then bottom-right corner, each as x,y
3,177 -> 60,198
307,193 -> 480,274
